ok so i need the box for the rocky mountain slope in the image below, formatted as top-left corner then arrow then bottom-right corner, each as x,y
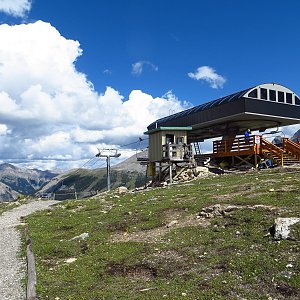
0,163 -> 57,201
36,153 -> 148,199
292,129 -> 300,142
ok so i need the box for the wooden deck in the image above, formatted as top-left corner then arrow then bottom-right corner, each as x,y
213,135 -> 300,166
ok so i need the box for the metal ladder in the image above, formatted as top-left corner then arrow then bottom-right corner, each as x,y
193,142 -> 201,155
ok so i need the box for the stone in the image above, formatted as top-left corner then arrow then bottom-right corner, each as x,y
270,217 -> 300,240
186,169 -> 193,177
70,232 -> 89,241
116,186 -> 128,194
64,258 -> 77,264
166,220 -> 178,228
196,166 -> 209,173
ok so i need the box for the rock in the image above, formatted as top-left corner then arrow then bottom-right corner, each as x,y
116,186 -> 128,194
270,218 -> 300,240
186,169 -> 193,177
166,220 -> 178,228
70,232 -> 89,241
64,258 -> 77,264
194,166 -> 209,177
196,166 -> 209,173
198,204 -> 239,218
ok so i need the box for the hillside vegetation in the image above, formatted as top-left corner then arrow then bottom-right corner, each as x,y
37,153 -> 148,198
25,167 -> 300,299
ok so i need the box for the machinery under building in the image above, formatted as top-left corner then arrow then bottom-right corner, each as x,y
144,83 -> 300,182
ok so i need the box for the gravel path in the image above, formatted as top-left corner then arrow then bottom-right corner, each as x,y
0,200 -> 59,300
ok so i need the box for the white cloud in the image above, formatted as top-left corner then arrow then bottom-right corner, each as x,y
0,21 -> 187,170
132,61 -> 158,76
188,66 -> 226,89
0,0 -> 31,17
103,69 -> 112,75
0,124 -> 9,135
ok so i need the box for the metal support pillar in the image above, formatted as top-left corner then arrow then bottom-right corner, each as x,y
169,162 -> 173,184
96,149 -> 121,192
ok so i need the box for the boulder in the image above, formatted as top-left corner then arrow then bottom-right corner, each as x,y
270,218 -> 300,240
116,186 -> 128,194
194,166 -> 209,176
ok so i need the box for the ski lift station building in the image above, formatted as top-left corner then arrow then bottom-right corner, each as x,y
145,83 -> 300,171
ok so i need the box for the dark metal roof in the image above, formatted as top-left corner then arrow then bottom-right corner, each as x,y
148,87 -> 252,129
147,83 -> 300,141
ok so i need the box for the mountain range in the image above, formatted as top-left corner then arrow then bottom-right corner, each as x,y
0,152 -> 148,201
0,163 -> 57,201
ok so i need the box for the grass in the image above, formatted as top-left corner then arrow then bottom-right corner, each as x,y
24,168 -> 300,299
0,197 -> 28,215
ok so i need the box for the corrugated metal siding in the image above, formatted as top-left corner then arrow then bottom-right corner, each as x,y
149,132 -> 162,162
149,130 -> 188,162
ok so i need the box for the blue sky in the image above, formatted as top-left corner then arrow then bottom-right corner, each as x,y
28,0 -> 300,102
0,0 -> 299,170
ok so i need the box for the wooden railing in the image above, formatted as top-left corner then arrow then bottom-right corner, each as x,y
212,135 -> 300,166
213,135 -> 259,156
283,138 -> 300,160
260,137 -> 284,165
162,144 -> 193,161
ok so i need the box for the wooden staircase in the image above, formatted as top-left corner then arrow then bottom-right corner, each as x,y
262,138 -> 300,166
263,151 -> 300,166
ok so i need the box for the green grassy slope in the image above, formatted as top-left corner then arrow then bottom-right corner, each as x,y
25,168 -> 300,299
39,169 -> 148,197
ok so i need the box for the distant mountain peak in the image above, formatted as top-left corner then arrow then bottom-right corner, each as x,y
0,163 -> 17,170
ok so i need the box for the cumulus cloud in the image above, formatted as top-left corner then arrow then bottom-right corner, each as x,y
188,66 -> 226,89
0,0 -> 31,17
132,61 -> 158,76
0,21 -> 187,170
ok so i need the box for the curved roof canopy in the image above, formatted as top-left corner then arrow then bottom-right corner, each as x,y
147,83 -> 300,141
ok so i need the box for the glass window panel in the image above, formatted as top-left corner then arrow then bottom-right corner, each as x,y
260,88 -> 267,100
278,91 -> 285,103
295,96 -> 300,105
286,93 -> 293,104
269,89 -> 276,101
176,137 -> 184,144
248,89 -> 258,98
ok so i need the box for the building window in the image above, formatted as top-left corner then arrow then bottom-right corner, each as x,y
176,137 -> 184,144
260,88 -> 267,100
166,134 -> 174,144
269,89 -> 276,101
286,93 -> 293,104
248,89 -> 258,98
295,96 -> 300,105
278,91 -> 285,103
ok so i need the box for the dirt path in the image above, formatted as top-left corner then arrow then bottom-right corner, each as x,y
0,200 -> 58,300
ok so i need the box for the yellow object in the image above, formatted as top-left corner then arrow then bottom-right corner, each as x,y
148,163 -> 156,176
219,161 -> 229,168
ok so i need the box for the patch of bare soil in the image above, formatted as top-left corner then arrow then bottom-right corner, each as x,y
107,263 -> 157,281
212,184 -> 262,200
111,214 -> 210,243
245,192 -> 266,199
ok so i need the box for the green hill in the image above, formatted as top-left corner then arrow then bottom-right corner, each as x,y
37,153 -> 148,199
25,167 -> 300,299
